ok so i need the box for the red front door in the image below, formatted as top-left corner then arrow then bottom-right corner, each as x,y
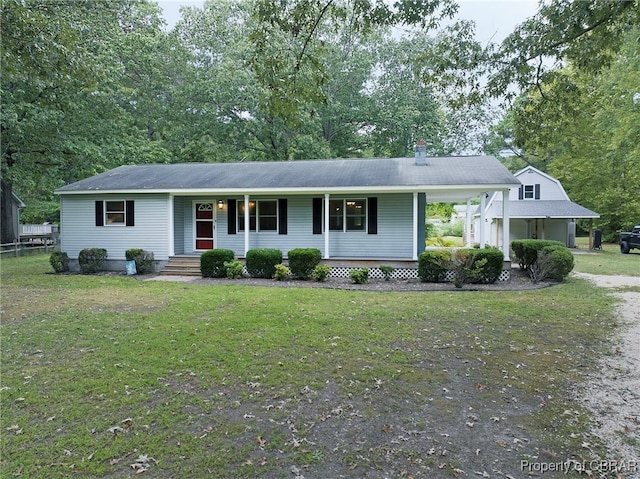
195,202 -> 214,250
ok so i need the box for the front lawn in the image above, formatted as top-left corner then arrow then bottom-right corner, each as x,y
0,254 -> 623,477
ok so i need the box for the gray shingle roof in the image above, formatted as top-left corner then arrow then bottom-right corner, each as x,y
492,200 -> 599,219
55,156 -> 520,194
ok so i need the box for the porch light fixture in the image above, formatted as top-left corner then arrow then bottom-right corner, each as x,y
217,200 -> 225,209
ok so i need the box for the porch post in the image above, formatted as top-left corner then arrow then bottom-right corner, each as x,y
324,194 -> 330,259
465,198 -> 472,247
168,194 -> 175,257
412,192 -> 418,260
479,192 -> 486,248
501,189 -> 510,260
244,195 -> 250,256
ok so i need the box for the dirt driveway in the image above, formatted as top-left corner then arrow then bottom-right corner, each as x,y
573,273 -> 640,472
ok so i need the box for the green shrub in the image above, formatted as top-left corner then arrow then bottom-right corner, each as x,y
529,245 -> 575,282
312,264 -> 331,282
78,248 -> 107,273
466,249 -> 505,284
224,259 -> 244,279
200,249 -> 235,278
245,248 -> 283,278
350,267 -> 369,284
49,251 -> 69,273
418,250 -> 452,282
274,263 -> 291,281
379,265 -> 395,281
287,248 -> 322,279
511,239 -> 565,270
125,248 -> 155,274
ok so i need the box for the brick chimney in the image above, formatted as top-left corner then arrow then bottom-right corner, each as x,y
415,140 -> 426,166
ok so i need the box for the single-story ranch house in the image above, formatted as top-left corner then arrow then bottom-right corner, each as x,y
55,145 -> 521,274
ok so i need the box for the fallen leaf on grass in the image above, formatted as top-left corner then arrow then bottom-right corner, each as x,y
256,436 -> 266,448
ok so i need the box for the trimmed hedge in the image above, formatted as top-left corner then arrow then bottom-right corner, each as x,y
125,248 -> 155,274
467,248 -> 505,284
201,249 -> 235,278
49,251 -> 70,273
78,248 -> 107,273
419,248 -> 504,285
512,239 -> 565,270
287,248 -> 322,279
418,250 -> 452,282
541,245 -> 574,281
245,248 -> 282,278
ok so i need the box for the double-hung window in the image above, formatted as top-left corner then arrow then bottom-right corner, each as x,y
238,200 -> 277,232
329,199 -> 366,231
95,200 -> 134,226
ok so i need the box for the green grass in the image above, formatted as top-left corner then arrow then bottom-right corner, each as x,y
573,236 -> 640,276
0,254 -> 631,477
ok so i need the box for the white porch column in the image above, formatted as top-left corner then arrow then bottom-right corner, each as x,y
412,192 -> 418,260
465,198 -> 472,248
244,195 -> 250,256
168,194 -> 175,257
502,189 -> 510,260
479,192 -> 486,248
324,194 -> 330,259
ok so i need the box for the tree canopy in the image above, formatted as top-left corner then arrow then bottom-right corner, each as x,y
1,0 -> 638,240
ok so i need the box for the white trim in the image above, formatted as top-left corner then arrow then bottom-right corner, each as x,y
56,184 -> 520,197
324,194 -> 330,259
479,192 -> 486,248
168,194 -> 174,257
412,192 -> 418,260
502,189 -> 510,260
465,199 -> 472,248
244,195 -> 250,256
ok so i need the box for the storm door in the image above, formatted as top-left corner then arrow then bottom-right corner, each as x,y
194,202 -> 215,250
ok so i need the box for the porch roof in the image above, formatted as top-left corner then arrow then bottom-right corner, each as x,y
55,156 -> 520,200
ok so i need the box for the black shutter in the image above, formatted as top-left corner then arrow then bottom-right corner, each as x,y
312,197 -> 323,234
95,201 -> 104,226
227,199 -> 236,234
125,200 -> 135,226
518,185 -> 524,200
278,198 -> 287,235
367,197 -> 377,235
534,184 -> 541,200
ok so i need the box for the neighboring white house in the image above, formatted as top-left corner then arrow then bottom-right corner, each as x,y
474,166 -> 599,249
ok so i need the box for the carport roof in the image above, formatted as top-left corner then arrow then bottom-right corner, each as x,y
491,200 -> 599,219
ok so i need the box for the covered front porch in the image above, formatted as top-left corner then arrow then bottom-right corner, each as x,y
168,188 -> 514,263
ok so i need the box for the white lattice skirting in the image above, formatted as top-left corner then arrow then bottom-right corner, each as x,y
328,266 -> 511,282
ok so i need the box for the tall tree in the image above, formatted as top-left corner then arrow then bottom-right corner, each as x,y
503,29 -> 640,239
1,0 -> 173,225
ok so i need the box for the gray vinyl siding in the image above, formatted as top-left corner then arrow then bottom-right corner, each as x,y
210,194 -> 414,259
60,194 -> 171,260
329,193 -> 413,259
173,196 -> 186,255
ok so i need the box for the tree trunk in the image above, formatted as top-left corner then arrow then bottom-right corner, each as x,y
1,179 -> 17,244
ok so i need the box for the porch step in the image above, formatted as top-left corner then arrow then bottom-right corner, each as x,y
160,256 -> 201,276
